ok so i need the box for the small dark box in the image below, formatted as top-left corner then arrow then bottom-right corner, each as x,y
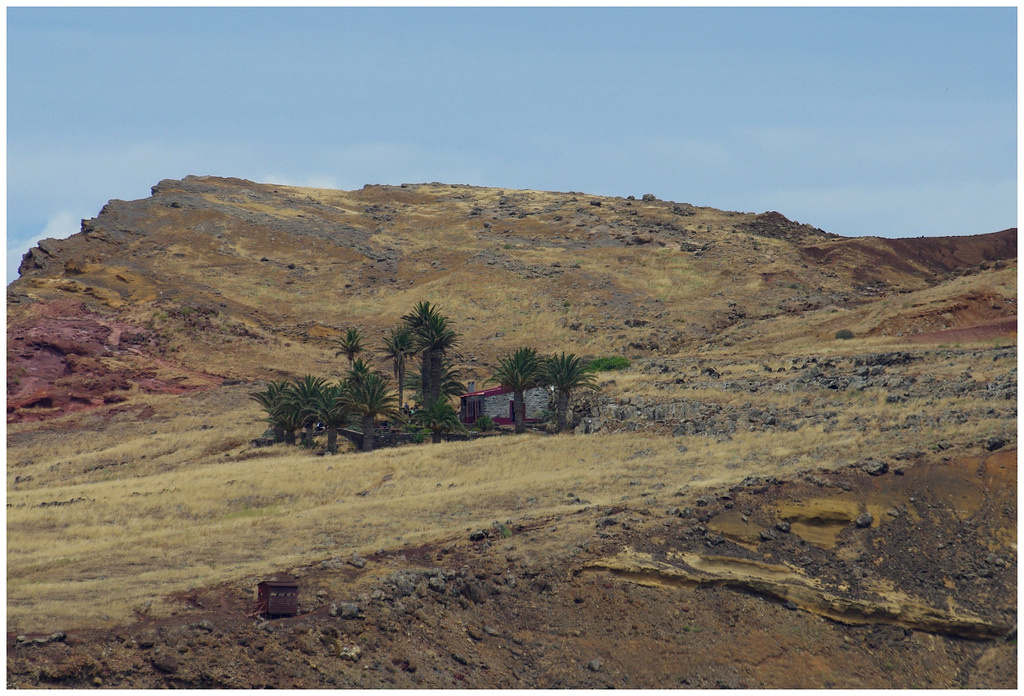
256,576 -> 298,617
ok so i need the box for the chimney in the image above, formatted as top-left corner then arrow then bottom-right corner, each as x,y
467,381 -> 476,393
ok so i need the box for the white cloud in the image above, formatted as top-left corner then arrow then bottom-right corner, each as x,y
7,210 -> 82,284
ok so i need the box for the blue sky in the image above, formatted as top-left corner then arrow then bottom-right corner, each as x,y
6,6 -> 1017,283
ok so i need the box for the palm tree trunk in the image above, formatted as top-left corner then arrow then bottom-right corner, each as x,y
327,428 -> 338,453
429,351 -> 443,405
431,431 -> 442,444
273,425 -> 285,444
514,389 -> 526,434
303,423 -> 315,446
361,415 -> 374,452
556,389 -> 570,433
284,429 -> 296,446
420,349 -> 432,406
397,362 -> 405,410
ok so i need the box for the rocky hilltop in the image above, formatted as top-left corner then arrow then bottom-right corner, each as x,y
7,176 -> 1016,423
6,177 -> 1017,688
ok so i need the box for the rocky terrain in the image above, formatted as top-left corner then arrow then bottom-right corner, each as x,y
6,176 -> 1017,688
6,443 -> 1016,688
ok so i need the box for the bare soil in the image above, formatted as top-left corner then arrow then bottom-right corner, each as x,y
7,448 -> 1015,688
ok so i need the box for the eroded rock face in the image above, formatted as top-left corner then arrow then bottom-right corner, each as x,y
7,299 -> 214,422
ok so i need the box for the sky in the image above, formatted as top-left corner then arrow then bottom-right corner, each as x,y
6,6 -> 1018,283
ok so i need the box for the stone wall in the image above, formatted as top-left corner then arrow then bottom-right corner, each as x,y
483,387 -> 549,420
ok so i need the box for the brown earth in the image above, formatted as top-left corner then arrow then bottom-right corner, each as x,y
6,177 -> 1017,688
909,315 -> 1018,344
7,448 -> 1015,688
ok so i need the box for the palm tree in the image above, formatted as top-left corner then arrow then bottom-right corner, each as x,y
405,358 -> 467,404
541,352 -> 599,433
346,357 -> 376,387
488,347 -> 543,434
380,326 -> 417,409
344,372 -> 402,452
276,404 -> 305,446
248,380 -> 292,443
287,375 -> 329,446
309,381 -> 352,453
333,327 -> 365,368
415,398 -> 467,444
402,302 -> 459,408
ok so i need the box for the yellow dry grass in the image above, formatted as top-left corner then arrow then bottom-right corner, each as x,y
7,178 -> 1017,638
12,371 -> 943,635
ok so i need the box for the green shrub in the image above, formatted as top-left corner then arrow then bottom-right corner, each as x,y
834,329 -> 855,340
584,356 -> 631,372
475,415 -> 496,432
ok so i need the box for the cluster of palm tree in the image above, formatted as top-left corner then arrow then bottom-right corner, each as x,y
249,368 -> 401,453
251,302 -> 469,452
250,301 -> 603,452
489,348 -> 599,434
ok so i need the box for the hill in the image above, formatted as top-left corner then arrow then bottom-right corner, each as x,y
6,176 -> 1017,687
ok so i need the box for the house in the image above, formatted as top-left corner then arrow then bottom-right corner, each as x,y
459,385 -> 549,426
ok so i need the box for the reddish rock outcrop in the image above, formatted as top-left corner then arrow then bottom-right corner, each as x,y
7,299 -> 215,422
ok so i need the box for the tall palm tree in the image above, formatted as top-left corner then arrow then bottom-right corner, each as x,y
541,352 -> 599,433
248,380 -> 292,444
415,398 -> 467,444
488,347 -> 543,434
309,381 -> 352,453
380,326 -> 417,409
344,372 -> 402,452
333,327 -> 365,368
287,375 -> 329,446
402,302 -> 459,408
405,358 -> 467,404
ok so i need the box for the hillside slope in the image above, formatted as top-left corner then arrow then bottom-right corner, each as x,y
6,177 -> 1017,688
7,176 -> 1016,421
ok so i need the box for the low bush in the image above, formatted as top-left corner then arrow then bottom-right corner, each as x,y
584,356 -> 631,372
475,415 -> 496,432
834,329 -> 855,340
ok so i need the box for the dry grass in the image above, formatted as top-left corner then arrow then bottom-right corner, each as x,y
7,178 -> 1016,637
12,372 -> 943,634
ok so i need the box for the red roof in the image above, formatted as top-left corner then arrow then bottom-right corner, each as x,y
460,386 -> 511,399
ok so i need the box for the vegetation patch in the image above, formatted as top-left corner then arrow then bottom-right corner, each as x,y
585,356 -> 631,372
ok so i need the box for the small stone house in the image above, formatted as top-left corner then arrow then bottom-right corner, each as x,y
459,385 -> 549,426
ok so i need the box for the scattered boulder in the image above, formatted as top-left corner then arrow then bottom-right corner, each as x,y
338,645 -> 362,662
855,512 -> 874,528
861,460 -> 889,476
985,437 -> 1007,451
151,653 -> 179,674
336,602 -> 361,620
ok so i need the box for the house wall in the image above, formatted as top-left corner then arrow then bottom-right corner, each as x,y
523,387 -> 549,418
482,387 -> 549,421
482,393 -> 513,420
